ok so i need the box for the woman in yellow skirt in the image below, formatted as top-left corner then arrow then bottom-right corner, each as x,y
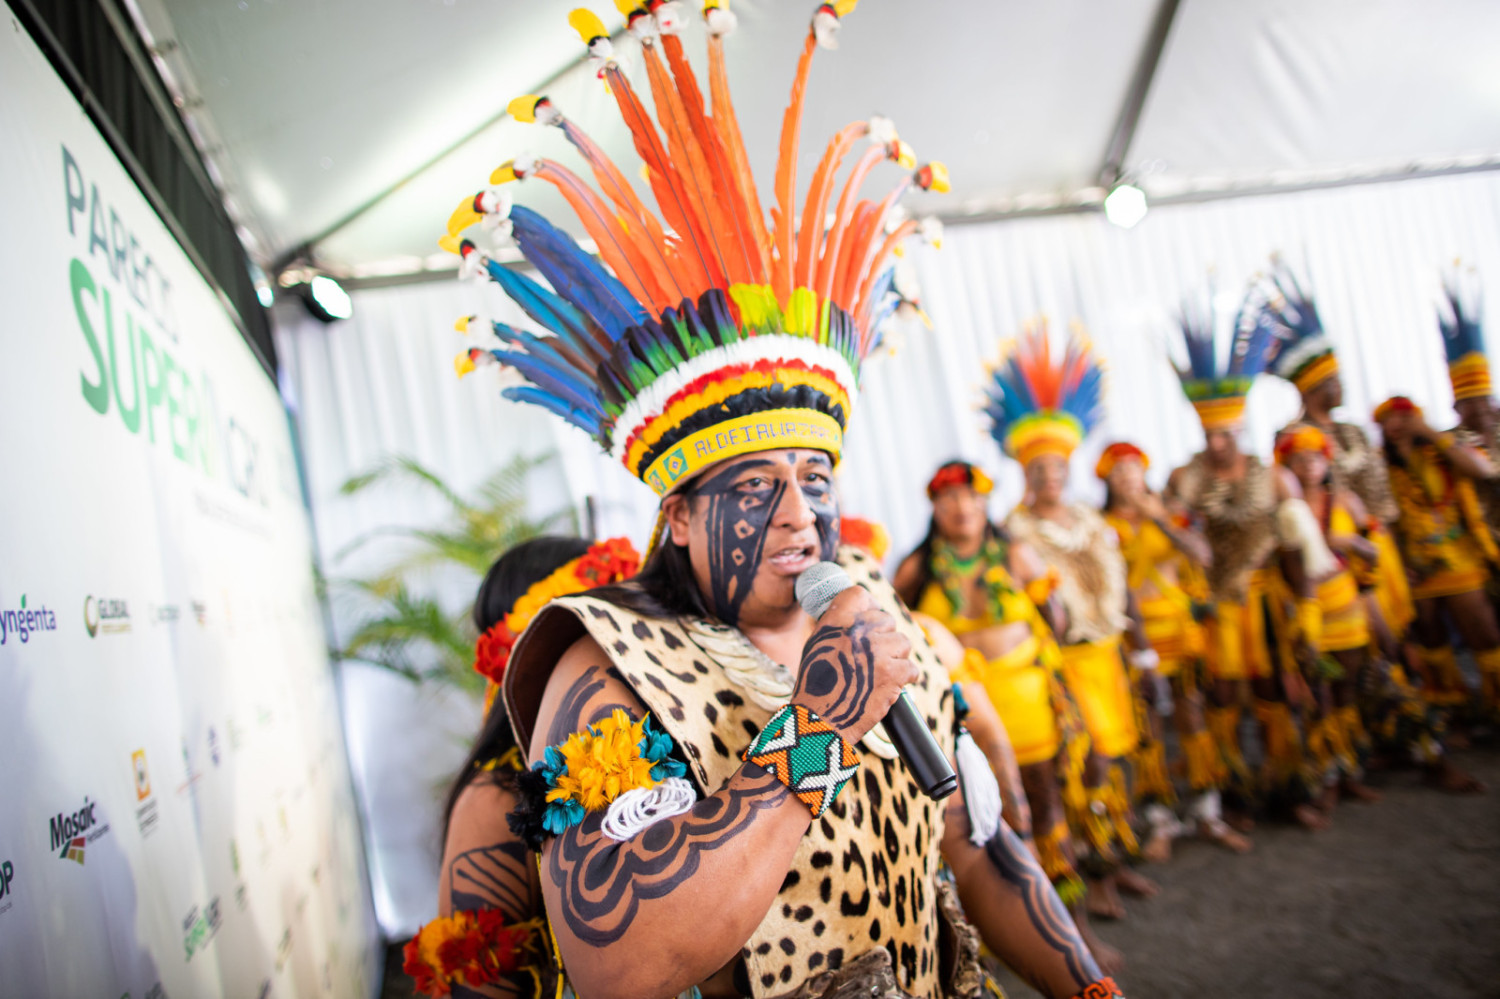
1100,442 -> 1252,855
1376,396 -> 1500,714
896,460 -> 1123,970
1275,426 -> 1483,793
981,323 -> 1160,919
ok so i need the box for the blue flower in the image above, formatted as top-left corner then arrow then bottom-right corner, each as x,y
538,745 -> 568,787
541,798 -> 586,835
638,718 -> 687,782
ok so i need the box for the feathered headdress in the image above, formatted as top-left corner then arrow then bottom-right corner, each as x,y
442,1 -> 948,496
1258,261 -> 1339,395
1438,264 -> 1490,402
1171,280 -> 1274,432
982,321 -> 1105,467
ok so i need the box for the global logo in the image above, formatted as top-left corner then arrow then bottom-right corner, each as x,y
50,796 -> 110,864
0,594 -> 58,645
84,595 -> 131,637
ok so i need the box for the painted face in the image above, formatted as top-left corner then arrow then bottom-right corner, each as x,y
931,484 -> 987,544
1286,448 -> 1329,489
1106,456 -> 1146,498
1204,428 -> 1239,465
672,448 -> 839,627
1025,453 -> 1069,505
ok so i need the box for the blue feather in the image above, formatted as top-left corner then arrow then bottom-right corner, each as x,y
501,385 -> 601,436
495,350 -> 603,417
483,260 -> 595,355
509,206 -> 649,342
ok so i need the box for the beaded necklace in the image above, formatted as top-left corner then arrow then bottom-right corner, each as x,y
931,535 -> 1015,622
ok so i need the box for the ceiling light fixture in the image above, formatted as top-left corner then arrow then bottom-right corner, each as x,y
1103,182 -> 1148,229
300,274 -> 353,323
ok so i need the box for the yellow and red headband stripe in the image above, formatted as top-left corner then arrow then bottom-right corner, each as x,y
1292,353 -> 1340,395
1095,442 -> 1149,480
1005,412 -> 1084,467
1372,396 -> 1421,423
1191,396 -> 1248,432
1450,352 -> 1492,401
926,462 -> 994,498
1274,425 -> 1332,465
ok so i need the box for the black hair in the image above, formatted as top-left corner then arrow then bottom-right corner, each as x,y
896,516 -> 1008,608
590,472 -> 715,621
442,535 -> 593,842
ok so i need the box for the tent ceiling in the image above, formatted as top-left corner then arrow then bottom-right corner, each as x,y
132,0 -> 1500,277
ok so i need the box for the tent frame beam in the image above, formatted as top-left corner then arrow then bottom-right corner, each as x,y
1097,0 -> 1181,188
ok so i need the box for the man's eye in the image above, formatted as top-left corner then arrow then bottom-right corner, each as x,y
739,477 -> 767,490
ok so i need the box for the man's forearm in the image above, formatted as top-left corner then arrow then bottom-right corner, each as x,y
543,763 -> 807,999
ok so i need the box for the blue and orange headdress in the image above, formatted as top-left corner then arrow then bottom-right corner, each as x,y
1170,281 -> 1274,432
1439,265 -> 1491,402
443,2 -> 948,497
982,321 -> 1105,467
1258,261 -> 1339,395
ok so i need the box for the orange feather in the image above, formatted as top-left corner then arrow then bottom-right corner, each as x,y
660,33 -> 761,286
534,160 -> 668,311
771,31 -> 818,306
602,63 -> 716,296
814,142 -> 886,302
708,35 -> 772,275
853,217 -> 918,346
640,43 -> 734,289
836,179 -> 912,307
832,201 -> 880,312
796,122 -> 866,292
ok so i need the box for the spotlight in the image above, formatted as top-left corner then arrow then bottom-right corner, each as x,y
300,274 -> 353,323
1104,183 -> 1148,229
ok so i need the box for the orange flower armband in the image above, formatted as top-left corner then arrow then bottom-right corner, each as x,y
1069,978 -> 1125,999
743,704 -> 860,818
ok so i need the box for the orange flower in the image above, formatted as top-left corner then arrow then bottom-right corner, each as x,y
403,911 -> 539,997
839,517 -> 890,561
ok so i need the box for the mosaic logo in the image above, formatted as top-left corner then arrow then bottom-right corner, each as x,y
0,859 -> 14,916
149,602 -> 181,625
0,595 -> 58,645
84,595 -> 131,637
182,897 -> 223,961
132,750 -> 160,839
50,796 -> 110,864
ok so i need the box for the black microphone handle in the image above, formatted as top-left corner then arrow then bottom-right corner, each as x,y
881,691 -> 958,800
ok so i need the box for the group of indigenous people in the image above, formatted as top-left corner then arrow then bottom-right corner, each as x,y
395,4 -> 1491,997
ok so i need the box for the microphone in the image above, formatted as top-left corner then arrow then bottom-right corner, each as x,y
796,562 -> 958,800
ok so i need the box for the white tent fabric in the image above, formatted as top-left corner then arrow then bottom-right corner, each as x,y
277,169 -> 1500,937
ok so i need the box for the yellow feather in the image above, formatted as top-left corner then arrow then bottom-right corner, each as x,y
834,0 -> 859,15
454,315 -> 473,333
925,161 -> 952,193
490,162 -> 519,186
454,353 -> 476,377
569,8 -> 609,43
437,234 -> 462,255
508,94 -> 542,123
446,197 -> 482,236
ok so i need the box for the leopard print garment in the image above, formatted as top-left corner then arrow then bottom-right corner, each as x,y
509,548 -> 957,999
1282,418 -> 1398,524
1167,453 -> 1277,604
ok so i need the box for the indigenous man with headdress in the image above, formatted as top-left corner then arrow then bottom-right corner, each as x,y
1256,263 -> 1415,656
1440,269 -> 1500,552
1374,392 -> 1500,717
441,5 -> 1118,998
409,537 -> 640,998
895,461 -> 1120,969
984,325 -> 1162,921
1273,430 -> 1483,795
1098,442 -> 1251,856
1162,287 -> 1329,830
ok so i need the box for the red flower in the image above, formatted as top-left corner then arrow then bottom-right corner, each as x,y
573,536 -> 641,586
473,620 -> 517,686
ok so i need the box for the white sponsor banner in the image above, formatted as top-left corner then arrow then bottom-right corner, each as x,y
0,7 -> 379,997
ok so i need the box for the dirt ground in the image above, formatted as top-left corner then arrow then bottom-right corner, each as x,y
381,751 -> 1500,999
994,750 -> 1500,999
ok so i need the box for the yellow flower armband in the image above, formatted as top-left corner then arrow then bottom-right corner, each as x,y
743,704 -> 860,817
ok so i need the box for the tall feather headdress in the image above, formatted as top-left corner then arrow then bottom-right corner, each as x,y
1257,260 -> 1339,395
1171,279 -> 1274,431
1438,263 -> 1490,402
982,320 -> 1105,467
443,1 -> 949,496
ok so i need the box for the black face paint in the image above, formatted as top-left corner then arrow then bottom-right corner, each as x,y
693,458 -> 784,626
690,453 -> 839,626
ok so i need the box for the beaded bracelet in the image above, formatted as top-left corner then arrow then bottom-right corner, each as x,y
1069,977 -> 1125,999
742,704 -> 860,817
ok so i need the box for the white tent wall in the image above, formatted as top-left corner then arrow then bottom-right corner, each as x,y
275,168 -> 1500,939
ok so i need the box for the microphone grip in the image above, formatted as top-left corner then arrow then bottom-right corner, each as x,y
882,691 -> 958,800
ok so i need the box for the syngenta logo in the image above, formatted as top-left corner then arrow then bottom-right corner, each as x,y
84,595 -> 131,637
0,595 -> 58,645
50,797 -> 110,864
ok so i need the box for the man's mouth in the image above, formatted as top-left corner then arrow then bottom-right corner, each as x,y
766,543 -> 819,573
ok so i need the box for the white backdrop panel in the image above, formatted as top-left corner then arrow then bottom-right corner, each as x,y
0,8 -> 379,996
